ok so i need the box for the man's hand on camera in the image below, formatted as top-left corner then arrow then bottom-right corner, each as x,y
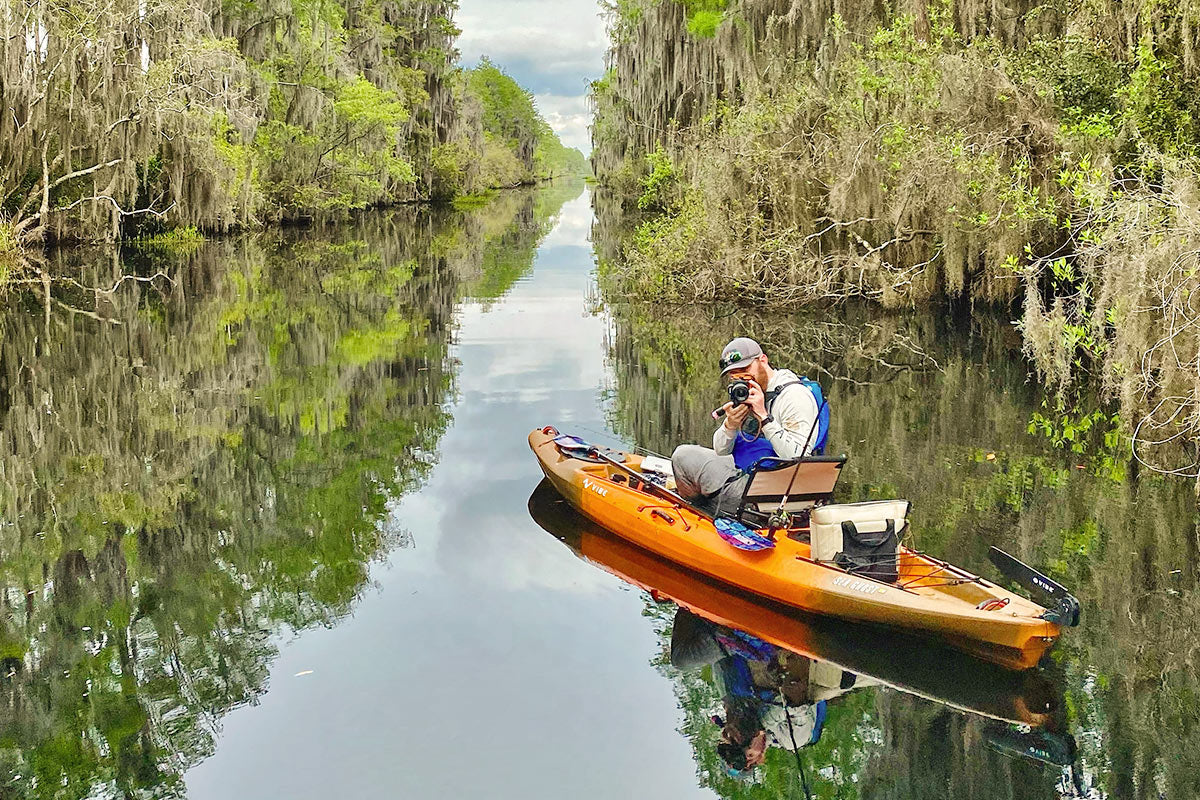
745,383 -> 768,420
722,401 -> 750,430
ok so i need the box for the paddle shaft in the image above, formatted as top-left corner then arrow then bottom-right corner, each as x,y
586,448 -> 713,520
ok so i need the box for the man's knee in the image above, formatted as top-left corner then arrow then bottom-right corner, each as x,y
672,443 -> 704,459
671,444 -> 699,473
672,444 -> 713,499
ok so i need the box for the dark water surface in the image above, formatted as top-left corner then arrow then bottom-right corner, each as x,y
0,183 -> 1196,798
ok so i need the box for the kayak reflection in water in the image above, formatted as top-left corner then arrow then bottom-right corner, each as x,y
671,607 -> 856,775
527,479 -> 1091,792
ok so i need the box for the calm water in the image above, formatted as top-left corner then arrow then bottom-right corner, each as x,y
0,183 -> 1196,799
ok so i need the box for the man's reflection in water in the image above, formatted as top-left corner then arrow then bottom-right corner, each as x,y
670,608 -> 864,776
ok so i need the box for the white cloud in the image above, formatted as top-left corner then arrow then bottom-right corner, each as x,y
456,0 -> 607,152
540,190 -> 594,248
534,93 -> 592,152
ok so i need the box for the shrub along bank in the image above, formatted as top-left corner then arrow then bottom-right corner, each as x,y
590,0 -> 1200,479
0,0 -> 586,255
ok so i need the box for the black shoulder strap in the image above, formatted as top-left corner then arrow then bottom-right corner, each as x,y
764,380 -> 804,411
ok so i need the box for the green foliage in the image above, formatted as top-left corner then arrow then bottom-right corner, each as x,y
468,59 -> 542,168
682,0 -> 726,38
254,70 -> 417,217
0,218 -> 21,271
606,189 -> 707,300
212,113 -> 257,201
451,190 -> 500,210
430,141 -> 474,200
594,0 -> 1200,475
1120,37 -> 1200,159
334,75 -> 410,132
3,0 -> 465,242
458,58 -> 585,188
601,0 -> 651,43
535,133 -> 590,180
686,10 -> 722,38
637,145 -> 678,210
132,226 -> 206,255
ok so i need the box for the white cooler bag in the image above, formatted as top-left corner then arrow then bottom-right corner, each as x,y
810,500 -> 910,583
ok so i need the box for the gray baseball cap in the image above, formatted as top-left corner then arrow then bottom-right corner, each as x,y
719,337 -> 764,375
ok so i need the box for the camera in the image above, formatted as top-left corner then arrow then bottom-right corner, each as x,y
728,379 -> 751,406
711,379 -> 755,421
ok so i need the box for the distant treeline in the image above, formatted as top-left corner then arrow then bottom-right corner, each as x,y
591,0 -> 1200,479
0,0 -> 586,254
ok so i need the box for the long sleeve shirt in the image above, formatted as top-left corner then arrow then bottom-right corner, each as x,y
713,369 -> 820,459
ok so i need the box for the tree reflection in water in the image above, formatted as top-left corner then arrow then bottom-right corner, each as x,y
0,182 -> 583,797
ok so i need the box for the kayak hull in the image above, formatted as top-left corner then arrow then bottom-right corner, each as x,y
528,477 -> 1063,718
529,428 -> 1062,668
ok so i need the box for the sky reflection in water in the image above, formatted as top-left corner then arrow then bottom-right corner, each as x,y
183,191 -> 712,799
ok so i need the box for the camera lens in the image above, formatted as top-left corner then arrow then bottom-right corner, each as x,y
728,379 -> 750,405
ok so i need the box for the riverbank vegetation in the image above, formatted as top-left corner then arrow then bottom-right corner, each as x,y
430,59 -> 589,198
0,0 -> 585,262
590,0 -> 1200,478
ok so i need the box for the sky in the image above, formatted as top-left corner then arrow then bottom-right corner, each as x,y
455,0 -> 608,154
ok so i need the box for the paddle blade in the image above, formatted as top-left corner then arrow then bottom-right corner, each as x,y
987,546 -> 1080,627
714,518 -> 776,551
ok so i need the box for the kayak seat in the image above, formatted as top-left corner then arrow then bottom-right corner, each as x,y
734,455 -> 847,527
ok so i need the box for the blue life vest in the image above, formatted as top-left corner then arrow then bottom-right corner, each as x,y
809,699 -> 828,744
719,655 -> 777,701
731,377 -> 830,471
800,377 -> 830,455
732,430 -> 777,472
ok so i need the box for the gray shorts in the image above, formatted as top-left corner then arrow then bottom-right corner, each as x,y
671,444 -> 749,517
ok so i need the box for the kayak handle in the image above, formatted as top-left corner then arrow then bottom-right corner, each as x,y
639,503 -> 691,531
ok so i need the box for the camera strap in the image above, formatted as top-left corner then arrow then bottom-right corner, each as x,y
763,380 -> 803,411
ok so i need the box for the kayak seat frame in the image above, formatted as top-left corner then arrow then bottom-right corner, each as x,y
735,455 -> 847,527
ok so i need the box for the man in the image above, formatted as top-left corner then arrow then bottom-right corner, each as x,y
669,608 -> 827,776
671,337 -> 822,516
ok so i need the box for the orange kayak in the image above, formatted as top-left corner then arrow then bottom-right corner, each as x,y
527,478 -> 1063,719
529,427 -> 1069,669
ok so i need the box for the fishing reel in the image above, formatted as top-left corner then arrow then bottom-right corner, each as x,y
766,507 -> 810,531
767,509 -> 792,530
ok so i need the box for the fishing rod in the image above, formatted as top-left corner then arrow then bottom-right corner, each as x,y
568,421 -> 672,461
782,702 -> 814,800
766,410 -> 824,537
707,617 -> 812,798
585,446 -> 714,520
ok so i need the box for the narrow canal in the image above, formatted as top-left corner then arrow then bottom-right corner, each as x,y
0,183 -> 1195,798
182,186 -> 710,798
